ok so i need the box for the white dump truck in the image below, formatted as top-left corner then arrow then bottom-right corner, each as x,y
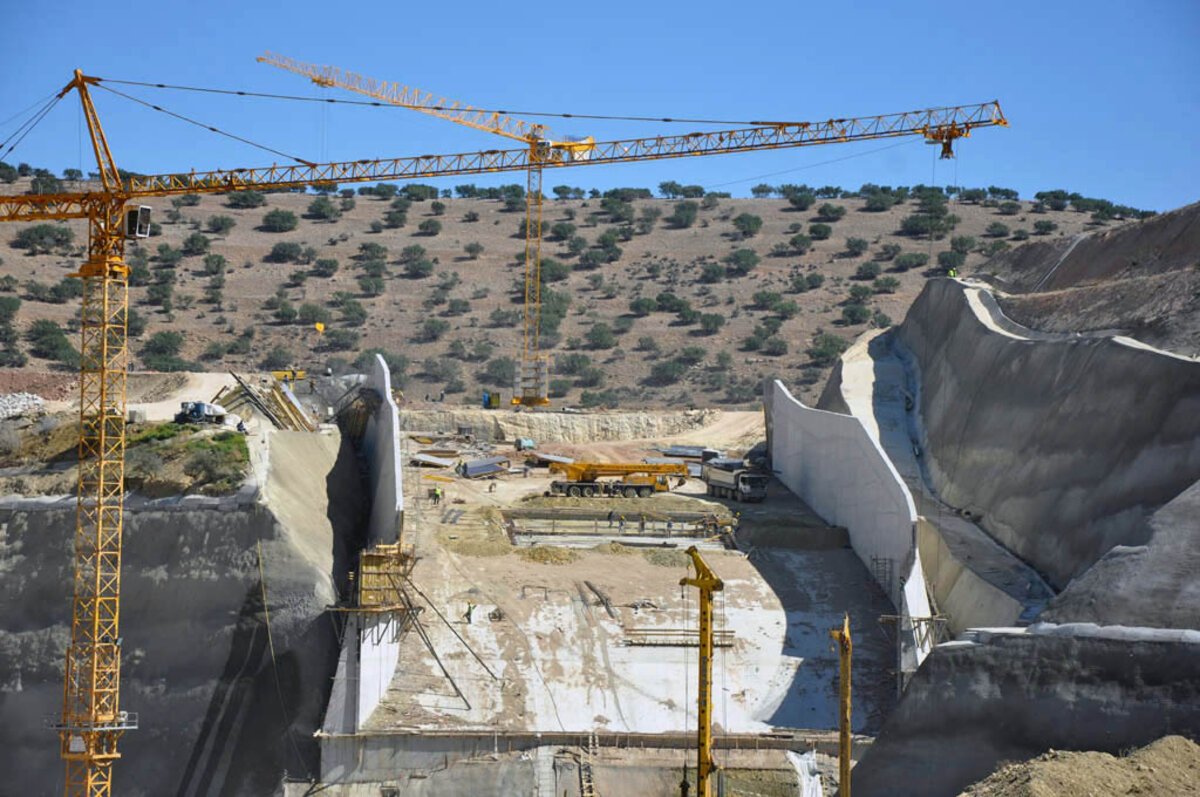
174,401 -> 227,425
701,458 -> 768,502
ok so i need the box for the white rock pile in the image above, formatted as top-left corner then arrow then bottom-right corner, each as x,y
0,392 -> 45,420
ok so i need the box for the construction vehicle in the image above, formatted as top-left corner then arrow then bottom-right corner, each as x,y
173,401 -> 227,426
680,546 -> 723,797
701,458 -> 768,502
548,461 -> 689,498
0,66 -> 1007,795
258,53 -> 1008,406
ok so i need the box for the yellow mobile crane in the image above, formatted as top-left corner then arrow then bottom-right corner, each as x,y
3,69 -> 1004,795
680,546 -> 723,797
547,461 -> 690,497
256,53 -> 1008,406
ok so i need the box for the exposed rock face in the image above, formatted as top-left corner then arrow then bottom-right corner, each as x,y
895,279 -> 1200,590
398,408 -> 719,444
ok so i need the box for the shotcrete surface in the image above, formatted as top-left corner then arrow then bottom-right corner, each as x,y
822,328 -> 1052,633
0,427 -> 358,795
852,624 -> 1200,797
895,278 -> 1200,590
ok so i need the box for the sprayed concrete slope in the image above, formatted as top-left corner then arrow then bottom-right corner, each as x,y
852,624 -> 1200,797
0,428 -> 360,796
895,278 -> 1200,591
816,330 -> 1052,635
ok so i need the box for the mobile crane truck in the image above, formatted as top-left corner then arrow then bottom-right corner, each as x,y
548,461 -> 689,498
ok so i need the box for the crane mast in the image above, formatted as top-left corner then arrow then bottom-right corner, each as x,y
680,546 -> 723,797
0,68 -> 1007,795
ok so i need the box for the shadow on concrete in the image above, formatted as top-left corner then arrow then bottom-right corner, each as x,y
749,547 -> 897,734
327,433 -> 368,602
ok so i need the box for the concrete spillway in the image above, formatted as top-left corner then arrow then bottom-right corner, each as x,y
765,272 -> 1200,795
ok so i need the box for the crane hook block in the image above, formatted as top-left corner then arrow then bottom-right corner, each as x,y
125,206 -> 152,239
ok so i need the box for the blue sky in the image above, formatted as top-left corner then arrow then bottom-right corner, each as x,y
1,1 -> 1196,210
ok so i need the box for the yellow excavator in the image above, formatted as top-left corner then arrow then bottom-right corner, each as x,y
548,461 -> 689,498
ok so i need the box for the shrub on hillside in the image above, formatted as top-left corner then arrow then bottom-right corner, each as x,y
809,223 -> 832,240
666,201 -> 699,228
226,191 -> 266,209
892,252 -> 929,272
629,297 -> 657,316
267,242 -> 303,263
732,213 -> 763,238
207,215 -> 236,235
842,304 -> 871,325
12,224 -> 73,253
261,209 -> 298,232
586,323 -> 616,350
724,248 -> 760,276
845,237 -> 869,257
699,313 -> 725,335
816,203 -> 847,222
853,262 -> 881,280
307,196 -> 341,221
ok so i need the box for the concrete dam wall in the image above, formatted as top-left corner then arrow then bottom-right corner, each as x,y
763,379 -> 933,679
363,353 -> 404,547
896,278 -> 1200,589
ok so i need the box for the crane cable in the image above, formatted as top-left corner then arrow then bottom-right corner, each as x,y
0,93 -> 62,162
91,82 -> 314,166
704,137 -> 919,190
94,77 -> 830,128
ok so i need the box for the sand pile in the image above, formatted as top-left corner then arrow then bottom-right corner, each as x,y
960,735 -> 1200,796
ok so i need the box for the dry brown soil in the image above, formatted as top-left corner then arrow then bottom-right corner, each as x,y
961,735 -> 1200,797
0,176 -> 1097,406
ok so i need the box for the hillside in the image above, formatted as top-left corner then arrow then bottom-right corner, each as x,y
0,178 -> 1104,407
980,200 -> 1200,356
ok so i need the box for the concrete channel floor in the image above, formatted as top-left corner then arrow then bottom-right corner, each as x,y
366,441 -> 897,740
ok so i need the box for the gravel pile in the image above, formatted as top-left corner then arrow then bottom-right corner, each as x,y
0,393 -> 46,420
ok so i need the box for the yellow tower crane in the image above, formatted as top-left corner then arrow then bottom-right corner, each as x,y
2,69 -> 1005,795
680,545 -> 723,797
255,52 -> 1008,406
258,51 -> 595,405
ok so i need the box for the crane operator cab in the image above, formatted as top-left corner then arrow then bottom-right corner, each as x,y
125,205 -> 152,238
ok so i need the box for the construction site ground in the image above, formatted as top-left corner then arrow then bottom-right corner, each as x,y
376,413 -> 897,748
